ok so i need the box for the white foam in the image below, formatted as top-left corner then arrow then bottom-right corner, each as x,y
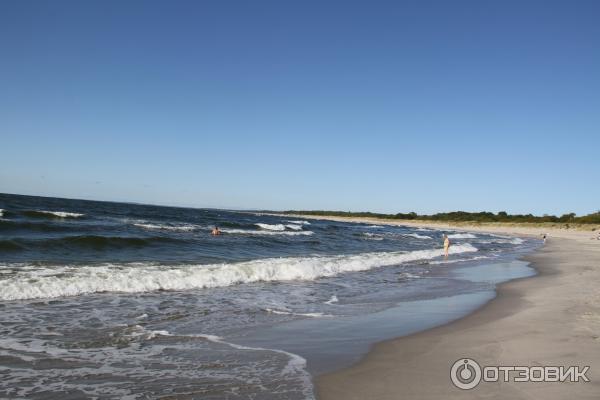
285,224 -> 303,231
192,333 -> 314,399
479,237 -> 524,245
447,233 -> 477,239
486,234 -> 525,245
221,229 -> 314,236
398,272 -> 421,279
324,295 -> 339,305
140,329 -> 314,399
37,210 -> 84,218
403,233 -> 432,240
265,308 -> 330,318
286,220 -> 311,225
123,325 -> 170,340
362,232 -> 384,240
429,255 -> 492,265
0,244 -> 478,301
133,223 -> 197,232
0,209 -> 4,217
255,223 -> 286,231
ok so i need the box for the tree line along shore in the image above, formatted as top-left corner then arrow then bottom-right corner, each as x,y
276,210 -> 600,227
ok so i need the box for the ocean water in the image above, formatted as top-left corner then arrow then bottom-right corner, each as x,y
0,194 -> 538,399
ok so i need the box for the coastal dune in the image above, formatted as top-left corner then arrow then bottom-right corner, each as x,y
316,226 -> 600,399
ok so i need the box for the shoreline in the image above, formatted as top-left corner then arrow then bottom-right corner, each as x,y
269,212 -> 599,239
311,220 -> 600,398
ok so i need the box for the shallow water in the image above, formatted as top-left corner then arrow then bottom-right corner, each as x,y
0,193 -> 538,399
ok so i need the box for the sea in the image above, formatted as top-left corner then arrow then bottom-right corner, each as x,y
0,193 -> 540,399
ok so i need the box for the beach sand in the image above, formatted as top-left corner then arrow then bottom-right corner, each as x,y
284,216 -> 600,399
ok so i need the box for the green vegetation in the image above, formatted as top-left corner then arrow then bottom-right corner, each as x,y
279,210 -> 600,224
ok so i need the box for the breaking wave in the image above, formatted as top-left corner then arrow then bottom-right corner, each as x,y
22,210 -> 84,219
221,229 -> 314,236
447,233 -> 477,239
255,223 -> 286,231
285,224 -> 303,231
0,244 -> 478,300
133,223 -> 199,232
403,233 -> 432,240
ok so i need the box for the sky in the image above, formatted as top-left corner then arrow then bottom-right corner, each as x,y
1,1 -> 599,215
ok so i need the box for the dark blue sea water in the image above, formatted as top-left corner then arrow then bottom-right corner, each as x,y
0,193 -> 538,399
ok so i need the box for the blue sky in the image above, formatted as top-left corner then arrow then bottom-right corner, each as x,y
1,1 -> 599,215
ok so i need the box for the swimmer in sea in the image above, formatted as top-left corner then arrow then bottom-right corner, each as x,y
211,226 -> 221,236
443,234 -> 450,258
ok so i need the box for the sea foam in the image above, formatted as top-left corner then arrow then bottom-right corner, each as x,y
255,223 -> 286,231
35,210 -> 84,218
403,233 -> 432,240
133,223 -> 198,232
285,224 -> 303,231
221,229 -> 314,236
447,233 -> 477,239
0,244 -> 478,301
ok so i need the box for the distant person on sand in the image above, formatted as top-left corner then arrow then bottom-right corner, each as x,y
211,226 -> 221,236
443,234 -> 450,258
542,233 -> 547,244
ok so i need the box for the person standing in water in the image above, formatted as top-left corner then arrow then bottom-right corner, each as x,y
443,234 -> 450,258
211,226 -> 221,236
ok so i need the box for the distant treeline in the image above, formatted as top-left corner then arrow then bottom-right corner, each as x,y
279,210 -> 600,224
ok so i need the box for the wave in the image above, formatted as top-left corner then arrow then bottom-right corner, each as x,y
285,224 -> 303,231
158,331 -> 314,399
485,234 -> 525,245
362,232 -> 384,241
0,235 -> 181,252
133,223 -> 198,232
286,220 -> 311,225
324,295 -> 339,305
22,210 -> 84,219
221,229 -> 314,236
265,308 -> 330,318
0,243 -> 478,300
0,240 -> 25,251
362,232 -> 431,240
447,233 -> 477,239
0,219 -> 75,233
398,272 -> 421,279
255,223 -> 286,231
429,255 -> 492,265
403,233 -> 432,240
0,209 -> 3,217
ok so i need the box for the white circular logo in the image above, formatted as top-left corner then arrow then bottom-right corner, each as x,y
450,358 -> 482,390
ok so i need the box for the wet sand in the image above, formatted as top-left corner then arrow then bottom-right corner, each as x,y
315,226 -> 600,399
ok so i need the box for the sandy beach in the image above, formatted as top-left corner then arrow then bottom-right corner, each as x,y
281,216 -> 600,399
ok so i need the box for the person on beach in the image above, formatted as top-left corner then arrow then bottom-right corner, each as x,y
542,233 -> 547,244
443,234 -> 450,258
211,226 -> 221,236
